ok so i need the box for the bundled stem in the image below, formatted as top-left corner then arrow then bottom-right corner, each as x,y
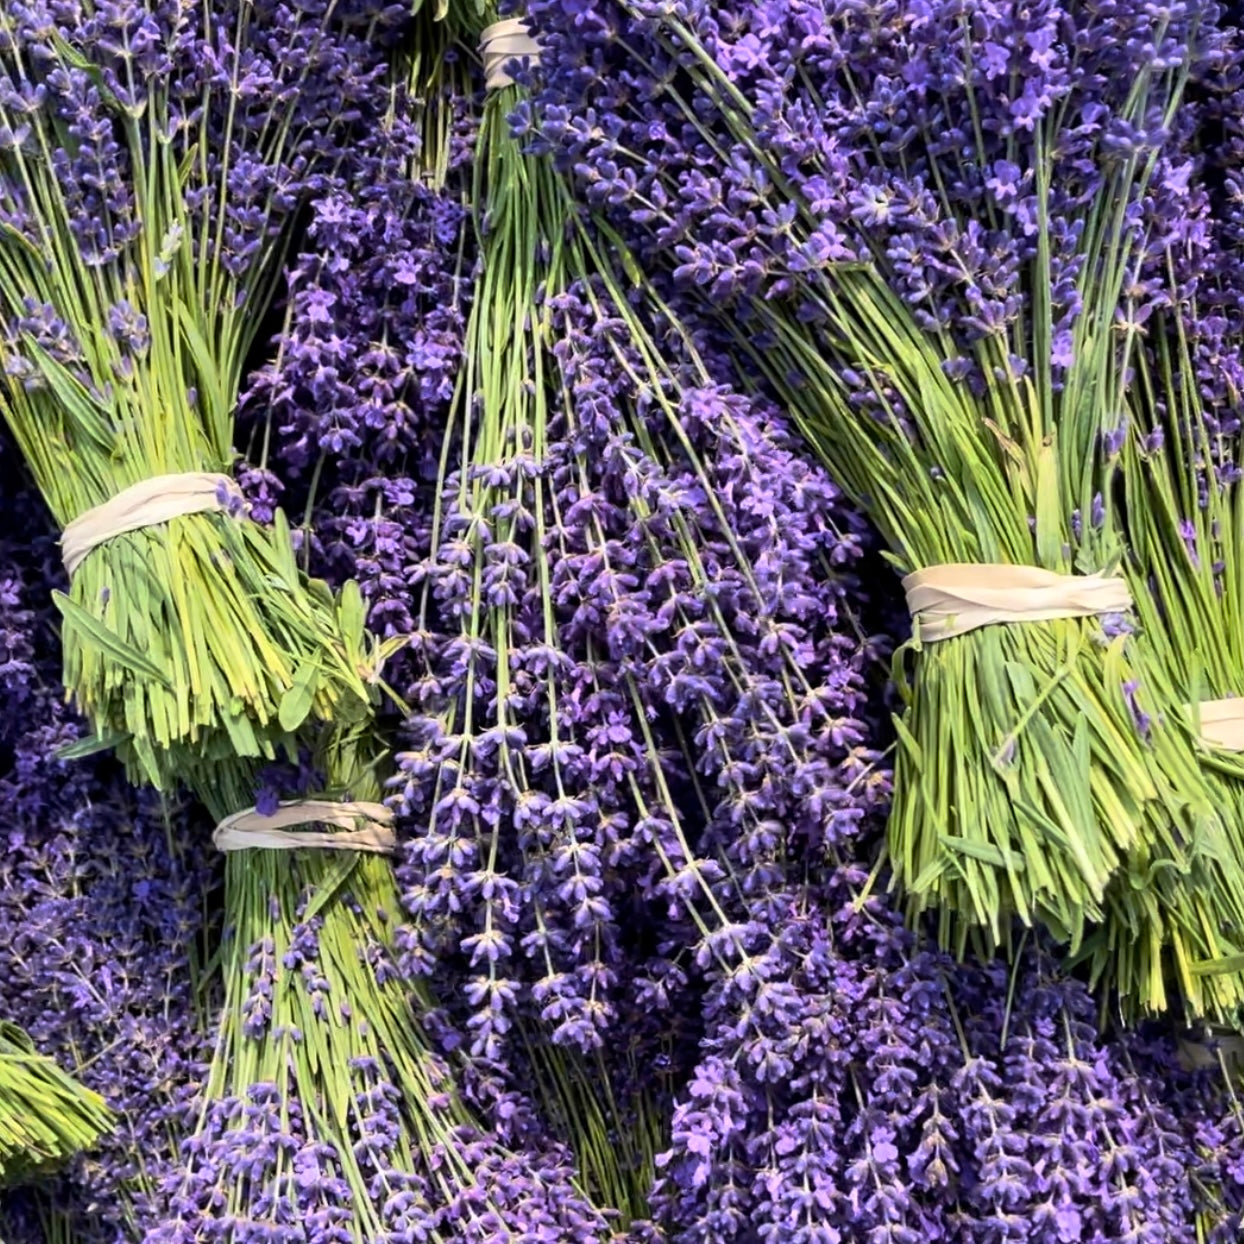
0,1023 -> 113,1188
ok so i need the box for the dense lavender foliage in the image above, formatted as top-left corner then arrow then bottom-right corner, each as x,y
523,0 -> 1219,390
385,281 -> 882,1057
0,0 -> 400,290
227,15 -> 1244,1242
237,78 -> 473,662
0,4 -> 1242,1243
651,862 -> 1244,1244
0,508 -> 213,1243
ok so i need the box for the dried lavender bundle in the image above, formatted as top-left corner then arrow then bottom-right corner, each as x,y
235,45 -> 672,1224
118,61 -> 626,1238
392,2 -> 874,1058
522,0 -> 1244,1020
0,0 -> 389,791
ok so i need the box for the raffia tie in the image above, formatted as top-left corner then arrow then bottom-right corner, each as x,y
1191,698 -> 1244,751
1177,1032 -> 1244,1071
903,563 -> 1134,643
61,472 -> 243,577
480,18 -> 541,91
213,800 -> 397,854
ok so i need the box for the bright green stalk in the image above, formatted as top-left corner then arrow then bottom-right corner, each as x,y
0,1024 -> 113,1188
1119,265 -> 1244,1021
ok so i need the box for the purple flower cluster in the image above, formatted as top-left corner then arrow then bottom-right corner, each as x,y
148,1056 -> 612,1244
237,82 -> 476,659
525,0 -> 1217,393
3,5 -> 1244,1243
655,867 -> 1244,1244
0,0 -> 401,401
385,261 -> 883,1058
225,17 -> 1244,1238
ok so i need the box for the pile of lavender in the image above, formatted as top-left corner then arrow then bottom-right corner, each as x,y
4,1 -> 1244,1242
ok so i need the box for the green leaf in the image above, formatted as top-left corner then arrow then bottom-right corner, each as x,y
55,731 -> 128,762
939,835 -> 1028,871
0,220 -> 45,264
24,342 -> 115,454
301,854 -> 362,924
304,576 -> 336,612
53,592 -> 170,685
1190,952 -> 1244,978
175,297 -> 229,450
268,509 -> 300,590
277,663 -> 318,733
338,579 -> 365,655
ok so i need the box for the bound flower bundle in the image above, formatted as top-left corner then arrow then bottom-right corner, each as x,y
523,0 -> 1244,1020
0,3 -> 620,1239
0,0 -> 388,791
387,1 -> 879,1068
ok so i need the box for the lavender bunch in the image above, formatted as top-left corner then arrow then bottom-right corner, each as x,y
137,71 -> 632,1241
0,0 -> 395,790
389,9 -> 879,1056
363,20 -> 881,1222
240,61 -> 669,1228
1107,22 -> 1244,1031
521,0 -> 1244,1020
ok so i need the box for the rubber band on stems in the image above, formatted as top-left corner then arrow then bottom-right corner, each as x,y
904,563 -> 1134,643
480,18 -> 541,91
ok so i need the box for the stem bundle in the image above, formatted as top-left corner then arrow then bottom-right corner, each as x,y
0,1023 -> 113,1187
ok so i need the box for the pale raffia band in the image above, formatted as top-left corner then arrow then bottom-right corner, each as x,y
213,800 -> 397,854
1177,1033 -> 1244,1071
1192,698 -> 1244,751
61,472 -> 243,577
903,563 -> 1133,643
480,18 -> 542,91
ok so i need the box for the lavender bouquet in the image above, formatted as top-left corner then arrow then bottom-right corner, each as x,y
392,0 -> 875,1053
138,49 -> 628,1239
0,0 -> 395,792
521,0 -> 1244,1020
